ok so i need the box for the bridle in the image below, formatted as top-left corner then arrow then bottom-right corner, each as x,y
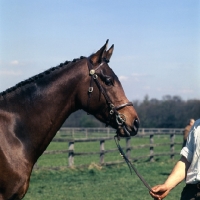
87,58 -> 152,192
87,58 -> 134,136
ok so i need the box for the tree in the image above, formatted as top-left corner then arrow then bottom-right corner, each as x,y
133,95 -> 200,128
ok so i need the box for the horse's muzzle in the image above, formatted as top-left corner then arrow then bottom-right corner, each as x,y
117,119 -> 139,137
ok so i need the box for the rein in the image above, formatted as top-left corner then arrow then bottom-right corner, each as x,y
86,58 -> 151,191
114,136 -> 152,192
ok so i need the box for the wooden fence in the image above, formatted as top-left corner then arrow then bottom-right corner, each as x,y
36,128 -> 184,169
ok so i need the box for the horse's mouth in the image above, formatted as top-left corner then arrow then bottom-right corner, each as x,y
116,123 -> 138,137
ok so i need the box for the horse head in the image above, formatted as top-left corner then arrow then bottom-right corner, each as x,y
79,40 -> 139,137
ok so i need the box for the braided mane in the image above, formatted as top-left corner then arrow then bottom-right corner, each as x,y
0,56 -> 86,97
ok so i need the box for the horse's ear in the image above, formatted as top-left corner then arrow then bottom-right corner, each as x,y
105,44 -> 114,62
90,40 -> 109,64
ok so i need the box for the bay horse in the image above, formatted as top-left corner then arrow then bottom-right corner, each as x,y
0,40 -> 139,200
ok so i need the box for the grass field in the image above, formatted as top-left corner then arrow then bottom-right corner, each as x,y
24,133 -> 185,200
24,161 -> 185,200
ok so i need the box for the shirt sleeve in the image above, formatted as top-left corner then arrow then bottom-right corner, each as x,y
180,128 -> 194,163
181,146 -> 193,163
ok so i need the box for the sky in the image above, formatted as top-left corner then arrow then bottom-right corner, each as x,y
0,0 -> 200,101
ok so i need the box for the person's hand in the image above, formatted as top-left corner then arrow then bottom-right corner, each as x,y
149,184 -> 171,200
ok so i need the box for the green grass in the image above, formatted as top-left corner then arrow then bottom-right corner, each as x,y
24,134 -> 184,199
24,161 -> 185,200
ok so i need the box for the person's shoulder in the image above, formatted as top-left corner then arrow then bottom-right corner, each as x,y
194,119 -> 200,126
193,119 -> 200,133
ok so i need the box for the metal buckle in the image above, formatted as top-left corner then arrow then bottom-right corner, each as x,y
116,113 -> 126,125
90,69 -> 95,75
110,104 -> 114,109
93,74 -> 98,79
110,110 -> 114,115
109,104 -> 115,115
88,87 -> 93,93
197,183 -> 200,189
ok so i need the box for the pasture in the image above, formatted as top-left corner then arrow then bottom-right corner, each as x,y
24,129 -> 185,199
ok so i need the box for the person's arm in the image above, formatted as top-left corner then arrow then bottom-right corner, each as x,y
150,156 -> 190,200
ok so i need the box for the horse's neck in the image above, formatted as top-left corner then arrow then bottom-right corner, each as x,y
2,60 -> 86,163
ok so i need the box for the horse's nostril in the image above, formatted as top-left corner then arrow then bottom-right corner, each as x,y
133,119 -> 139,132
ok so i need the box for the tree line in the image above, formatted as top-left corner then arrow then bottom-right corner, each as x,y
62,95 -> 200,128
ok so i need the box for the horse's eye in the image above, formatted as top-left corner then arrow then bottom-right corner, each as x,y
105,77 -> 113,86
100,70 -> 113,86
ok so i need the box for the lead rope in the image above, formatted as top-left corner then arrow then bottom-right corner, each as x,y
114,135 -> 152,192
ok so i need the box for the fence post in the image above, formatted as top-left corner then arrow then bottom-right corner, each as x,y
85,128 -> 88,138
126,137 -> 131,160
100,140 -> 105,164
68,141 -> 74,167
170,133 -> 175,159
107,128 -> 110,137
142,128 -> 145,137
150,134 -> 154,162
